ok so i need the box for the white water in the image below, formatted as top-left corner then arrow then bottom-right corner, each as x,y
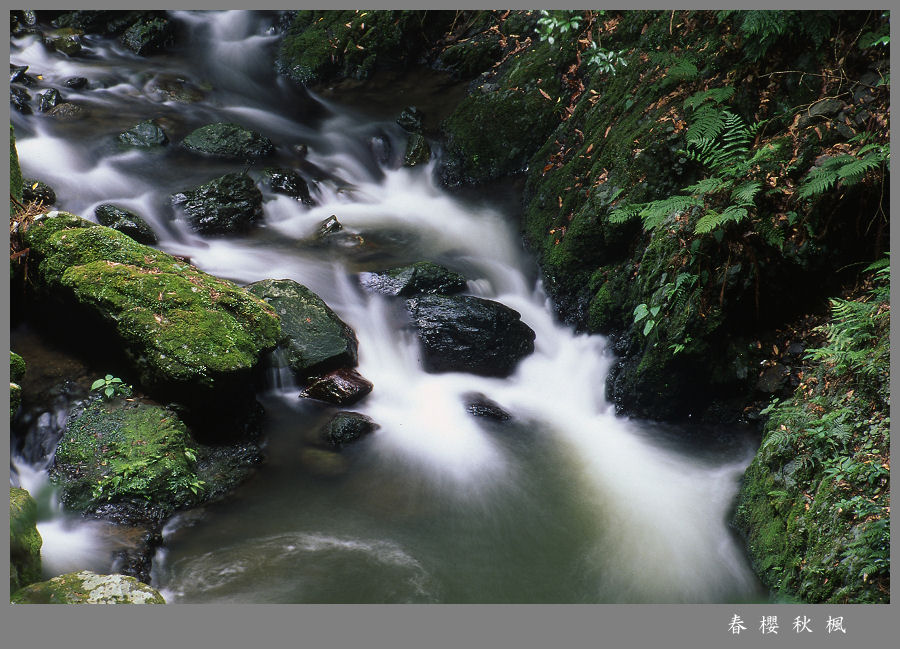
11,10 -> 762,603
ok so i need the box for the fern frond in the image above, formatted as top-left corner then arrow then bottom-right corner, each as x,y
608,203 -> 643,223
639,195 -> 700,230
693,209 -> 724,234
731,180 -> 762,205
667,59 -> 699,81
686,106 -> 726,144
684,177 -> 729,195
797,166 -> 840,199
684,86 -> 735,110
837,153 -> 884,185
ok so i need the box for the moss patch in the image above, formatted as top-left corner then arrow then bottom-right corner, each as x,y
10,124 -> 24,215
10,487 -> 42,593
12,571 -> 165,604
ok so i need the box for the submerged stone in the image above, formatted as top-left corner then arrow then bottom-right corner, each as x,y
10,487 -> 42,593
397,106 -> 423,133
11,571 -> 165,604
363,261 -> 467,297
300,368 -> 373,405
182,122 -> 274,160
118,120 -> 168,148
94,204 -> 158,244
171,173 -> 264,235
299,448 -> 348,478
64,76 -> 89,89
463,392 -> 511,421
319,411 -> 378,447
248,278 -> 358,378
46,102 -> 86,121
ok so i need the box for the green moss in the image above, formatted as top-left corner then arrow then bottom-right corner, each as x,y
10,351 -> 26,383
10,487 -> 42,593
11,571 -> 165,604
10,124 -> 23,215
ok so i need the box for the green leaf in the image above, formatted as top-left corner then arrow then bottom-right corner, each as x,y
642,320 -> 655,336
91,379 -> 106,390
649,306 -> 661,318
104,387 -> 115,398
105,374 -> 114,381
633,303 -> 650,322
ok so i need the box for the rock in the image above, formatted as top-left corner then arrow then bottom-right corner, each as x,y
94,204 -> 158,245
247,278 -> 358,378
64,76 -> 89,89
171,173 -> 264,235
10,125 -> 23,215
299,448 -> 348,478
10,64 -> 32,84
182,122 -> 274,160
44,28 -> 83,56
319,411 -> 378,447
46,102 -> 86,121
757,363 -> 788,393
315,215 -> 343,238
21,213 -> 281,409
11,571 -> 165,604
38,88 -> 63,112
406,295 -> 535,377
786,342 -> 805,357
362,261 -> 467,297
10,86 -> 32,114
300,368 -> 373,405
10,10 -> 38,36
397,106 -> 423,133
403,134 -> 431,167
118,120 -> 168,148
259,167 -> 313,204
145,74 -> 207,103
463,392 -> 511,421
121,17 -> 174,56
808,98 -> 843,118
10,351 -> 26,384
22,179 -> 57,206
10,487 -> 42,593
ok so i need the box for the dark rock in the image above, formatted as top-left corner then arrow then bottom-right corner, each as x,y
757,363 -> 788,393
44,29 -> 83,56
260,167 -> 312,203
94,204 -> 158,245
22,179 -> 56,206
146,74 -> 207,103
118,120 -> 168,148
10,64 -> 30,84
38,89 -> 63,113
808,98 -> 843,118
397,106 -> 423,133
10,86 -> 32,114
64,76 -> 89,89
171,173 -> 264,235
247,278 -> 359,378
182,122 -> 274,160
46,102 -> 86,120
463,392 -> 511,421
786,343 -> 805,357
363,261 -> 467,297
293,143 -> 309,157
315,215 -> 343,237
406,295 -> 535,377
320,411 -> 378,447
121,17 -> 174,56
10,10 -> 38,36
403,133 -> 431,167
300,368 -> 373,405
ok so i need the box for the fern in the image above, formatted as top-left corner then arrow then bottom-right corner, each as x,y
683,86 -> 735,110
731,180 -> 762,206
685,105 -> 726,143
694,205 -> 748,234
638,195 -> 700,230
684,177 -> 728,194
667,59 -> 699,82
797,145 -> 888,199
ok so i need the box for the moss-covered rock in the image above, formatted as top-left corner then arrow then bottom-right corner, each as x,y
181,123 -> 274,160
171,173 -> 264,235
10,487 -> 42,594
94,204 -> 158,245
11,571 -> 165,604
248,279 -> 358,379
118,120 -> 169,148
10,125 -> 23,215
120,17 -> 173,56
21,213 -> 281,407
10,351 -> 26,419
403,134 -> 431,167
43,28 -> 83,56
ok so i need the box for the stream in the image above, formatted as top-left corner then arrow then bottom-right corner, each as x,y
10,10 -> 766,604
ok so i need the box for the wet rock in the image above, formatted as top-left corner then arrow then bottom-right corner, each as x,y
146,74 -> 207,103
94,204 -> 158,245
182,122 -> 274,160
260,167 -> 312,204
320,411 -> 378,447
121,17 -> 174,56
171,172 -> 264,235
248,278 -> 359,378
300,368 -> 373,405
808,98 -> 843,118
403,133 -> 431,167
38,88 -> 63,112
299,448 -> 348,478
10,86 -> 32,114
786,342 -> 805,357
363,261 -> 467,297
397,106 -> 423,133
315,215 -> 343,238
11,571 -> 165,604
10,487 -> 42,593
10,10 -> 38,36
10,64 -> 32,85
44,29 -> 83,56
406,295 -> 535,377
46,102 -> 86,121
22,178 -> 57,206
463,392 -> 511,421
64,76 -> 89,89
118,120 -> 169,148
757,363 -> 789,393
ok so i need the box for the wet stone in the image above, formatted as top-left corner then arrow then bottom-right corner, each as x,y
118,120 -> 169,148
10,86 -> 32,114
22,179 -> 57,206
46,102 -> 86,121
64,76 -> 89,89
94,204 -> 158,245
397,105 -> 423,133
319,411 -> 378,447
300,368 -> 373,405
260,167 -> 313,204
38,89 -> 63,113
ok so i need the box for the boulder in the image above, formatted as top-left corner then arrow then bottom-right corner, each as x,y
118,120 -> 168,148
21,213 -> 281,406
10,487 -> 42,593
10,126 -> 24,214
259,167 -> 312,204
38,88 -> 62,112
319,411 -> 378,447
94,204 -> 158,245
397,106 -> 423,133
64,76 -> 88,89
171,173 -> 263,235
463,392 -> 511,421
10,86 -> 32,114
10,351 -> 26,419
182,122 -> 274,160
11,571 -> 165,604
403,133 -> 431,167
22,179 -> 57,206
300,368 -> 373,405
406,295 -> 535,377
121,17 -> 173,56
145,74 -> 207,103
362,261 -> 467,297
10,65 -> 37,86
43,28 -> 83,56
247,279 -> 358,378
46,102 -> 86,121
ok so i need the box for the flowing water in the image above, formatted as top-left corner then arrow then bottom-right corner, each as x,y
10,11 -> 765,603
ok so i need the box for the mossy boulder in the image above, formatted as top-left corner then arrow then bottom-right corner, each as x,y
43,28 -> 83,56
10,351 -> 26,418
121,17 -> 173,56
362,261 -> 467,297
94,204 -> 158,245
22,178 -> 57,206
181,123 -> 274,160
11,571 -> 165,604
403,134 -> 431,167
10,125 -> 23,215
118,120 -> 169,148
248,279 -> 359,379
10,487 -> 42,593
21,213 -> 281,409
171,173 -> 264,235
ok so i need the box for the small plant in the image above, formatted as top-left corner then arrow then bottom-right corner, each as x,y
534,9 -> 627,76
90,374 -> 133,400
